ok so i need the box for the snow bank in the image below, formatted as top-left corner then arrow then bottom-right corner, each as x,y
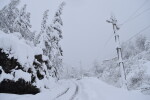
76,77 -> 150,100
0,66 -> 14,82
34,76 -> 57,90
0,77 -> 150,100
0,31 -> 56,89
0,67 -> 31,82
12,69 -> 32,82
0,31 -> 34,68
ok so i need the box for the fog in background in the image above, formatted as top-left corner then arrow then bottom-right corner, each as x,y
0,0 -> 150,69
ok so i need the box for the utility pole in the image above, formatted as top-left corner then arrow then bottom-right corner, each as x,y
106,15 -> 127,89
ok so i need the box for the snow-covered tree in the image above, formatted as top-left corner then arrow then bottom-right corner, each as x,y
135,35 -> 146,52
50,2 -> 65,78
0,0 -> 20,33
35,10 -> 49,45
34,10 -> 52,80
13,4 -> 34,41
52,2 -> 65,39
0,0 -> 66,94
36,10 -> 52,58
0,0 -> 34,41
145,40 -> 150,51
121,35 -> 147,59
121,41 -> 137,59
35,2 -> 66,79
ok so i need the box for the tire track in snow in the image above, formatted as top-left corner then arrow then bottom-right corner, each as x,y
53,81 -> 80,100
69,83 -> 79,100
54,87 -> 70,100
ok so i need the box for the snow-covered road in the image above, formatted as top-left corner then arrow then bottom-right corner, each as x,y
0,77 -> 150,100
54,80 -> 79,100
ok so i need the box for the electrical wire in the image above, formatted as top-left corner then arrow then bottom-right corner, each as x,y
125,24 -> 150,42
103,0 -> 150,60
131,7 -> 150,20
103,34 -> 114,47
120,0 -> 149,26
121,7 -> 150,27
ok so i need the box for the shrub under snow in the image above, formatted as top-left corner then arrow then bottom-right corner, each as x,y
0,31 -> 55,94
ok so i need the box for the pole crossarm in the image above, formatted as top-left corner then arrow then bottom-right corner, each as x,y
106,16 -> 120,31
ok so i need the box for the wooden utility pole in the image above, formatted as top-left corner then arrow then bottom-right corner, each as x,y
106,15 -> 127,88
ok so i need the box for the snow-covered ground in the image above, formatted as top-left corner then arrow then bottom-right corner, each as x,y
0,77 -> 150,100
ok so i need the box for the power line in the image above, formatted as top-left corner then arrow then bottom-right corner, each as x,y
96,33 -> 114,61
125,24 -> 150,42
131,7 -> 150,20
121,7 -> 150,27
102,0 -> 150,62
103,33 -> 114,47
120,0 -> 149,26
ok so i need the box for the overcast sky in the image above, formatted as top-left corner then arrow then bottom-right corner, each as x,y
0,0 -> 150,68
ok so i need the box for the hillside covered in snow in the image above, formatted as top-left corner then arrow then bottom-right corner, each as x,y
0,0 -> 65,94
92,35 -> 150,93
0,0 -> 150,100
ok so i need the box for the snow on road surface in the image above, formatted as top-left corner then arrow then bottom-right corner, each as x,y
0,77 -> 150,100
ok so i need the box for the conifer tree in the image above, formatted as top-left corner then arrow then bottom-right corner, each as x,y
35,10 -> 53,79
37,10 -> 51,55
13,4 -> 33,41
50,2 -> 65,78
0,0 -> 20,33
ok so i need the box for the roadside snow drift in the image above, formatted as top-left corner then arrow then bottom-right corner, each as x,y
0,32 -> 34,68
0,77 -> 150,100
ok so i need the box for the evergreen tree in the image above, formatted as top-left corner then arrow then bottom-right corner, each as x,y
0,0 -> 67,91
50,2 -> 65,78
0,0 -> 20,33
52,2 -> 65,39
35,10 -> 49,45
145,40 -> 150,51
36,2 -> 66,78
37,10 -> 51,56
0,0 -> 34,41
35,10 -> 54,79
13,4 -> 34,41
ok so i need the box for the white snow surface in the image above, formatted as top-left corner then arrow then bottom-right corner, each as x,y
0,67 -> 31,82
0,31 -> 35,68
0,77 -> 150,100
144,61 -> 150,75
12,69 -> 32,82
0,31 -> 56,88
0,66 -> 14,82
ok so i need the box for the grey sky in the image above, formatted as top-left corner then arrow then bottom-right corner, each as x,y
0,0 -> 150,68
